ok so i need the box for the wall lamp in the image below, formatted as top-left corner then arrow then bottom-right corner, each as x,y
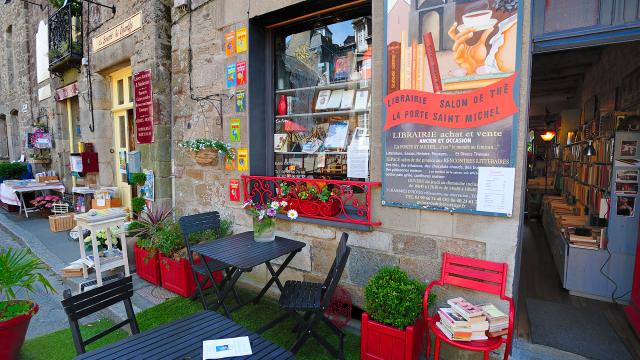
4,0 -> 46,11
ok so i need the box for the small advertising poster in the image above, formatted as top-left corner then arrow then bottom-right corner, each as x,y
119,150 -> 127,174
236,61 -> 247,86
617,196 -> 635,217
230,118 -> 241,142
236,28 -> 248,53
229,179 -> 240,202
224,31 -> 235,56
235,89 -> 246,112
225,153 -> 236,171
237,148 -> 248,171
133,69 -> 154,144
381,0 -> 523,216
226,64 -> 236,88
140,169 -> 155,202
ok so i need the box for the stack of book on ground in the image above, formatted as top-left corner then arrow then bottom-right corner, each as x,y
436,297 -> 508,341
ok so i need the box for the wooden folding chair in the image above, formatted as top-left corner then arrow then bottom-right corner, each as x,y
424,253 -> 514,360
61,276 -> 139,355
258,232 -> 351,359
179,211 -> 239,315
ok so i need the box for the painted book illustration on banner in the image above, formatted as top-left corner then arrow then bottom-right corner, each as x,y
382,0 -> 521,216
236,27 -> 248,53
230,118 -> 241,142
236,61 -> 247,86
226,64 -> 236,88
237,148 -> 248,171
224,31 -> 235,56
236,89 -> 246,112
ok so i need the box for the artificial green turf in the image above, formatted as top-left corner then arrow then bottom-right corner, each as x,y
21,291 -> 360,359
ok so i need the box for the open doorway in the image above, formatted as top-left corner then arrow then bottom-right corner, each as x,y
519,42 -> 640,359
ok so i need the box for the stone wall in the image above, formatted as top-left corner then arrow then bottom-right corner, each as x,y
171,0 -> 532,329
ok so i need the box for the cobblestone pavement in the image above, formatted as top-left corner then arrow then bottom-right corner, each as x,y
0,226 -> 99,339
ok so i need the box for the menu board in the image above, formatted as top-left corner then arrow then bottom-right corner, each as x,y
382,0 -> 523,216
134,69 -> 154,144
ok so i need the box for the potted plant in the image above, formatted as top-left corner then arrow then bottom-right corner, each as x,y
157,220 -> 233,297
128,206 -> 173,286
0,247 -> 55,359
242,199 -> 298,242
178,138 -> 233,166
278,182 -> 340,217
361,266 -> 435,360
0,162 -> 28,184
83,229 -> 120,253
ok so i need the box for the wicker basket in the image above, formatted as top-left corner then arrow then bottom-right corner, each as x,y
49,213 -> 76,232
193,149 -> 219,166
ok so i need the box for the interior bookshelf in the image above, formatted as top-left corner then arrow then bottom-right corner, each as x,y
560,134 -> 614,214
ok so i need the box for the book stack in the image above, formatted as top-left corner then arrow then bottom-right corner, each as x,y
478,303 -> 509,337
436,297 -> 488,342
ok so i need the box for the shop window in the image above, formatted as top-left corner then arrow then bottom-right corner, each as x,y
543,0 -> 600,33
273,15 -> 372,181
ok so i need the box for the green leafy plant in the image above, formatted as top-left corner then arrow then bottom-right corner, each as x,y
0,247 -> 55,321
156,223 -> 184,259
0,162 -> 27,180
187,218 -> 234,243
130,173 -> 147,186
128,206 -> 173,257
364,266 -> 434,329
131,197 -> 146,214
179,138 -> 234,159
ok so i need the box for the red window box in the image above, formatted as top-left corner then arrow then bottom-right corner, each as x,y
134,243 -> 161,286
360,312 -> 424,360
159,255 -> 221,298
286,198 -> 340,218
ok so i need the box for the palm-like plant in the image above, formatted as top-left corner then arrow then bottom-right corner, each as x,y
0,247 -> 55,320
128,205 -> 173,256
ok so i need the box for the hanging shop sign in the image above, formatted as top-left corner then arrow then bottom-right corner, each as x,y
54,82 -> 79,101
381,0 -> 523,216
92,12 -> 142,53
134,69 -> 154,144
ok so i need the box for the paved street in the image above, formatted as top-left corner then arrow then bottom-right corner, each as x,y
0,225 -> 99,339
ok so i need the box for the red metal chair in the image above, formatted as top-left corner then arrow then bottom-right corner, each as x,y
423,253 -> 514,360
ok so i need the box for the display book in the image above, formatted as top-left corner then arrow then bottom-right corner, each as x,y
436,297 -> 508,341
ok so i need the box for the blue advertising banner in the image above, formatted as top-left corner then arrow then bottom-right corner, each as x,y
382,0 -> 524,216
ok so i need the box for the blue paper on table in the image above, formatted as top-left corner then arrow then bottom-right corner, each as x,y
203,336 -> 252,359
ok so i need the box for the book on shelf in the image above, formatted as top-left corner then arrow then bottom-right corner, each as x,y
487,328 -> 508,338
274,134 -> 288,153
400,31 -> 407,89
478,303 -> 508,324
447,297 -> 484,320
323,121 -> 349,149
326,89 -> 344,110
387,42 -> 400,93
340,89 -> 355,110
301,139 -> 323,154
315,90 -> 331,111
354,90 -> 369,110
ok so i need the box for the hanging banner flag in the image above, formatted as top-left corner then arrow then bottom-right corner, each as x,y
382,0 -> 523,217
133,69 -> 154,144
230,118 -> 241,142
235,89 -> 246,112
226,64 -> 236,88
230,179 -> 240,202
237,148 -> 248,171
224,31 -> 235,56
236,27 -> 248,53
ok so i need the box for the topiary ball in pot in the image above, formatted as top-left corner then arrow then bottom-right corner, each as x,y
365,266 -> 433,329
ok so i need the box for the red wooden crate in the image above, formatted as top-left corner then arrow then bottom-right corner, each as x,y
134,244 -> 161,286
159,255 -> 221,298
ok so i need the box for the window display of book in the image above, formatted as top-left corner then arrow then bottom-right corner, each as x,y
273,15 -> 373,181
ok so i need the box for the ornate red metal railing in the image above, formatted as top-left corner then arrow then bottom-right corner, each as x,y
241,175 -> 382,227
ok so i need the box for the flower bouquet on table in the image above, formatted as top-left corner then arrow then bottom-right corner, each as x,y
29,194 -> 62,217
242,199 -> 298,242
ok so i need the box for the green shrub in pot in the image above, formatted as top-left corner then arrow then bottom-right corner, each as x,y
364,266 -> 435,329
0,162 -> 27,181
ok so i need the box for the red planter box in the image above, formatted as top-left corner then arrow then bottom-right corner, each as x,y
134,244 -> 161,286
159,255 -> 221,298
283,198 -> 340,217
360,312 -> 424,360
